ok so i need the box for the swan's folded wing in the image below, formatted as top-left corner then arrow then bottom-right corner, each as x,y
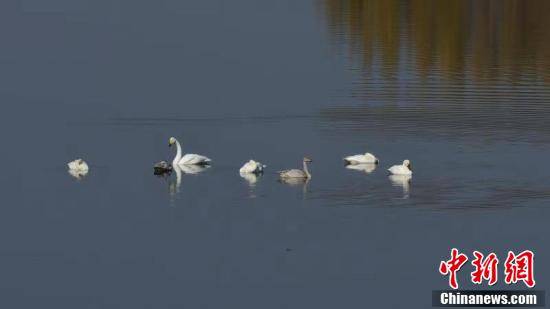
239,161 -> 254,173
67,161 -> 77,170
278,169 -> 305,178
68,160 -> 89,171
344,154 -> 364,163
179,164 -> 209,174
364,153 -> 378,162
388,165 -> 410,175
179,154 -> 211,165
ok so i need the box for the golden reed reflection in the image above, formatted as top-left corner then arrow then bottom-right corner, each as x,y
323,0 -> 550,82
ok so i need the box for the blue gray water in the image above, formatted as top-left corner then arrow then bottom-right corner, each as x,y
0,0 -> 549,308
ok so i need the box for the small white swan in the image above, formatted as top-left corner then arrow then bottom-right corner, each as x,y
345,163 -> 377,174
68,168 -> 88,179
67,159 -> 89,179
388,159 -> 412,176
278,157 -> 312,179
344,152 -> 379,165
68,158 -> 89,172
168,137 -> 211,166
239,159 -> 266,174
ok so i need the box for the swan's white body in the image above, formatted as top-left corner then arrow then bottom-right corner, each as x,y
344,152 -> 379,165
169,137 -> 211,166
388,160 -> 412,176
178,153 -> 211,165
178,164 -> 209,174
68,159 -> 89,172
280,177 -> 309,186
345,163 -> 377,173
278,158 -> 312,179
239,160 -> 266,174
67,159 -> 89,179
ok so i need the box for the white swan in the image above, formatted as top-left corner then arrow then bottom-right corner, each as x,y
68,158 -> 89,172
68,168 -> 88,179
345,163 -> 377,174
388,159 -> 412,175
239,160 -> 266,174
67,159 -> 89,179
344,152 -> 379,165
168,137 -> 211,166
278,157 -> 312,179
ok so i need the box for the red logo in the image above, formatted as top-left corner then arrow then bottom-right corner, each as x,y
471,251 -> 499,286
439,249 -> 535,289
439,248 -> 469,289
504,250 -> 536,288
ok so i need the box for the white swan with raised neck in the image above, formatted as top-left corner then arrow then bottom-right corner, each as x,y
169,137 -> 211,166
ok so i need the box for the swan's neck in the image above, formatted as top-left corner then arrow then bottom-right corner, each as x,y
303,161 -> 311,179
173,140 -> 182,165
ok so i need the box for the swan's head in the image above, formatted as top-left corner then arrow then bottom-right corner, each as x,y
168,137 -> 177,147
403,159 -> 412,170
303,157 -> 313,163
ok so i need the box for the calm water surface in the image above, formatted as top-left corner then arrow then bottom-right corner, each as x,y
0,0 -> 549,308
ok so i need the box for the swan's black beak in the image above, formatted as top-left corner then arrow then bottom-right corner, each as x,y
168,143 -> 172,147
408,164 -> 412,171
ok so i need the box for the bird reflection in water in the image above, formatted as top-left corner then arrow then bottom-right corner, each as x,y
345,163 -> 377,174
279,177 -> 310,198
239,171 -> 262,198
165,164 -> 210,204
388,174 -> 412,199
